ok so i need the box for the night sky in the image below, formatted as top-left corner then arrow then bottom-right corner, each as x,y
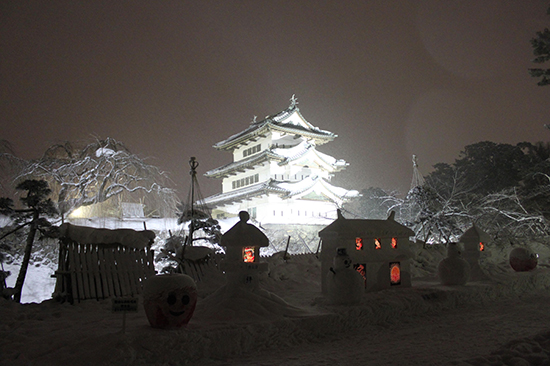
2,1 -> 549,200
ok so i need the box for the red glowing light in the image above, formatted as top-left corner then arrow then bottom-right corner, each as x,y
391,237 -> 398,249
479,242 -> 484,251
243,247 -> 255,262
374,238 -> 381,250
354,263 -> 366,279
356,237 -> 363,250
390,262 -> 401,285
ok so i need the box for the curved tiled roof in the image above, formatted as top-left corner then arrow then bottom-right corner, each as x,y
205,141 -> 348,179
213,105 -> 336,151
203,176 -> 358,207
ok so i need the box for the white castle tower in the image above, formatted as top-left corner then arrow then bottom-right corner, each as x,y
204,96 -> 358,227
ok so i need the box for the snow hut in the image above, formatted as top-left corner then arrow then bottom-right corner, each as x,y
220,211 -> 269,289
319,210 -> 414,293
459,224 -> 491,280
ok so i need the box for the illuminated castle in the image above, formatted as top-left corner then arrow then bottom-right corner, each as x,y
204,96 -> 358,226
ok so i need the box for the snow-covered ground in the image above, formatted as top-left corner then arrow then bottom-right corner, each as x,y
3,249 -> 550,366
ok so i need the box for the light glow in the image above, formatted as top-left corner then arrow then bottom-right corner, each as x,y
391,237 -> 398,249
374,238 -> 381,250
479,242 -> 484,251
390,262 -> 401,285
243,247 -> 255,262
356,237 -> 363,250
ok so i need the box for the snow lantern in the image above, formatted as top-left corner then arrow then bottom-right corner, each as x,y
143,273 -> 198,329
319,210 -> 414,293
438,243 -> 470,286
458,224 -> 491,281
220,211 -> 269,289
326,248 -> 364,304
509,247 -> 538,272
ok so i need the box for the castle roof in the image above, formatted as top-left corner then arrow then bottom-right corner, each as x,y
213,103 -> 336,151
203,175 -> 359,208
205,141 -> 348,179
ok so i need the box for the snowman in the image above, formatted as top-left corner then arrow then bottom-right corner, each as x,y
438,242 -> 471,286
326,248 -> 364,305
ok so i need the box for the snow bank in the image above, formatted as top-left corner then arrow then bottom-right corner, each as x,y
3,262 -> 550,365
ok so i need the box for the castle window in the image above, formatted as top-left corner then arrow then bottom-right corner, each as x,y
232,173 -> 259,190
374,238 -> 382,250
243,144 -> 261,158
247,207 -> 256,219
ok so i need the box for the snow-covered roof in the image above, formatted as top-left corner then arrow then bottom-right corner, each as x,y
459,223 -> 491,243
203,176 -> 358,207
205,141 -> 348,179
213,103 -> 336,151
319,212 -> 414,238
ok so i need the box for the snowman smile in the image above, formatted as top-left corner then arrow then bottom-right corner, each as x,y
169,310 -> 186,316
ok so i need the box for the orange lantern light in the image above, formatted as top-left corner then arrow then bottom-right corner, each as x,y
390,262 -> 401,285
243,247 -> 255,262
479,242 -> 484,251
391,237 -> 398,249
355,237 -> 363,250
374,238 -> 381,250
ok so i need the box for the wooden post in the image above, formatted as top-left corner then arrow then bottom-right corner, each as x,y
283,236 -> 291,261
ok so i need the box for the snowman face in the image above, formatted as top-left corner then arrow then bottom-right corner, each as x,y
333,254 -> 352,270
147,286 -> 198,329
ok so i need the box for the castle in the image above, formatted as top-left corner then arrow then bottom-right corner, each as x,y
203,97 -> 358,232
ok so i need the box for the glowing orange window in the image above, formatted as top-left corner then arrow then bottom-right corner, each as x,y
243,247 -> 255,262
374,238 -> 382,250
390,262 -> 401,285
479,242 -> 484,251
356,237 -> 363,250
391,237 -> 398,249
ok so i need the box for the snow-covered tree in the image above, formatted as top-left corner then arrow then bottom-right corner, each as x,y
529,6 -> 550,86
0,140 -> 26,199
18,137 -> 178,218
0,180 -> 57,302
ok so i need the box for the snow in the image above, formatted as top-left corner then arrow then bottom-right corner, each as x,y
4,245 -> 550,365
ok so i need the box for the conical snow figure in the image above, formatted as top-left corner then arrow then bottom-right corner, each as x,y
326,248 -> 364,305
438,243 -> 470,286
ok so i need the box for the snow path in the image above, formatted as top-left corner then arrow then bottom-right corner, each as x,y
201,292 -> 550,366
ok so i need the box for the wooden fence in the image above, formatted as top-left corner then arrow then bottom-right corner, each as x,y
54,241 -> 155,303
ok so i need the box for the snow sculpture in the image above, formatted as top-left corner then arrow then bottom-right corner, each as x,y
459,224 -> 490,281
326,248 -> 364,305
59,223 -> 155,249
143,273 -> 198,329
220,211 -> 269,289
438,243 -> 470,286
509,247 -> 538,272
319,210 -> 414,293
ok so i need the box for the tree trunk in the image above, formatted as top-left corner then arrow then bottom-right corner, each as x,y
13,210 -> 39,303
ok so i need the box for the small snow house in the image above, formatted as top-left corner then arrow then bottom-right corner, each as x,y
319,210 -> 414,293
220,211 -> 269,289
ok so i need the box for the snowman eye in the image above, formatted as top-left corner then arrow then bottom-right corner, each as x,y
182,295 -> 190,305
167,292 -> 177,305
